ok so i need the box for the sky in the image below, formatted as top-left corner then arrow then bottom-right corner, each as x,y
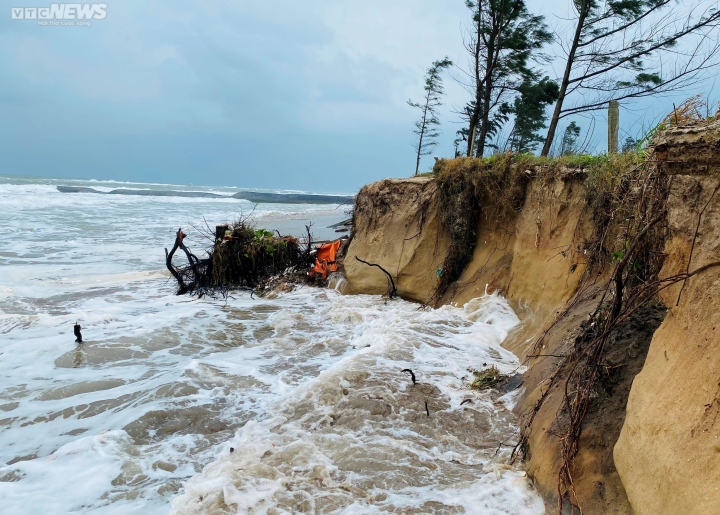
0,1 -> 717,193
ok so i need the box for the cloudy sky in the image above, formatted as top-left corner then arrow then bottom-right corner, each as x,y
1,1 -> 717,193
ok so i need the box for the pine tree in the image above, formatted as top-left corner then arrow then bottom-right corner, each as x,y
540,0 -> 720,156
506,75 -> 559,153
560,121 -> 582,156
408,58 -> 452,176
453,128 -> 469,157
622,136 -> 638,153
461,0 -> 553,157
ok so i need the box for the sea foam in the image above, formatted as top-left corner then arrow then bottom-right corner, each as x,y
0,176 -> 543,514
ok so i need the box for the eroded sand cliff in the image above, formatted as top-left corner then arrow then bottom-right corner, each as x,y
343,123 -> 720,514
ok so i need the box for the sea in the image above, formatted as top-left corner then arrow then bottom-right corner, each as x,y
0,175 -> 544,514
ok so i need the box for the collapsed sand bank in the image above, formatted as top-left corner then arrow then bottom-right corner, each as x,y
342,123 -> 720,514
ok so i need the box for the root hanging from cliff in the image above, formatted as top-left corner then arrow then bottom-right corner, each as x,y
354,256 -> 397,299
519,159 -> 670,513
430,154 -> 529,305
511,147 -> 720,513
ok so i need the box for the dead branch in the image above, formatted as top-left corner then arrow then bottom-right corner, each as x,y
355,256 -> 397,298
165,228 -> 191,295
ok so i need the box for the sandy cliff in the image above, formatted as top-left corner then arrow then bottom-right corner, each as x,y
343,177 -> 450,303
343,124 -> 720,514
614,136 -> 720,515
346,170 -> 592,328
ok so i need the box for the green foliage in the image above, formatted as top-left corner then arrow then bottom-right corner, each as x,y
621,136 -> 639,153
506,76 -> 560,153
560,122 -> 582,156
254,229 -> 274,239
210,222 -> 303,289
616,72 -> 663,90
462,0 -> 553,157
408,57 -> 453,175
454,128 -> 469,157
470,366 -> 507,390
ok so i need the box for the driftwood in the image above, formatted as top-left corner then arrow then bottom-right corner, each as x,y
402,368 -> 417,385
354,256 -> 397,298
165,228 -> 194,295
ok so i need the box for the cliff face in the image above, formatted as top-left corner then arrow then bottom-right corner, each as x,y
344,124 -> 720,515
344,177 -> 450,303
346,172 -> 593,334
614,170 -> 720,514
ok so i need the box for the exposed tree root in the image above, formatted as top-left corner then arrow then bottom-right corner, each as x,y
512,158 -> 720,514
166,221 -> 316,297
354,256 -> 397,298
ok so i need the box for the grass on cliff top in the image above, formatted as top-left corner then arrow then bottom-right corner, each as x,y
432,150 -> 645,179
432,150 -> 648,226
426,150 -> 647,305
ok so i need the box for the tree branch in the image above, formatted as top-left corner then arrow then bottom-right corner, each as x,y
355,256 -> 397,299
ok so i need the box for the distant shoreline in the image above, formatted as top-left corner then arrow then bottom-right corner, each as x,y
56,185 -> 354,205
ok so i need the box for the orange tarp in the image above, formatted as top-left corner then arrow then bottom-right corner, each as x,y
310,240 -> 341,279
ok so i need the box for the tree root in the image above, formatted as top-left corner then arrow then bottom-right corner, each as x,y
354,256 -> 397,298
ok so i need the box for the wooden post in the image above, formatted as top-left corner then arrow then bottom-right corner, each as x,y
215,224 -> 229,242
608,100 -> 619,154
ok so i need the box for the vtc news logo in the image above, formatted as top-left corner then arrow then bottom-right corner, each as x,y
11,3 -> 108,21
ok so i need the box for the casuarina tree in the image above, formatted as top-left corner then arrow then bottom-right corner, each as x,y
540,0 -> 720,156
505,75 -> 559,153
408,57 -> 453,175
459,0 -> 553,157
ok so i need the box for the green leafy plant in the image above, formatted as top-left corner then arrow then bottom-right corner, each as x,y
470,366 -> 507,390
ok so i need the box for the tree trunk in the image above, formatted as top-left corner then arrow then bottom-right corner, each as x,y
415,92 -> 431,175
466,7 -> 483,158
467,112 -> 479,157
477,63 -> 495,157
471,10 -> 499,158
541,6 -> 587,157
466,70 -> 482,157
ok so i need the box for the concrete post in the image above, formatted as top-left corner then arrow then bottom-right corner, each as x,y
608,100 -> 619,154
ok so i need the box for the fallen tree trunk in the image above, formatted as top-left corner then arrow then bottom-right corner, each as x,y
165,222 -> 321,297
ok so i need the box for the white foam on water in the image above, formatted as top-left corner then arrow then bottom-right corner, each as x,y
168,292 -> 543,515
0,178 -> 544,514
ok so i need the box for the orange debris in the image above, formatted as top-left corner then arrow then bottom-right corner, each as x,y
310,240 -> 341,279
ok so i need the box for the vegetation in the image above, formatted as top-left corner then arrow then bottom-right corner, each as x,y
406,1 -> 720,163
540,0 -> 720,156
505,77 -> 559,154
459,0 -> 553,157
209,225 -> 303,289
165,222 -> 314,297
559,121 -> 582,156
470,366 -> 508,390
408,58 -> 453,175
430,149 -> 645,303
